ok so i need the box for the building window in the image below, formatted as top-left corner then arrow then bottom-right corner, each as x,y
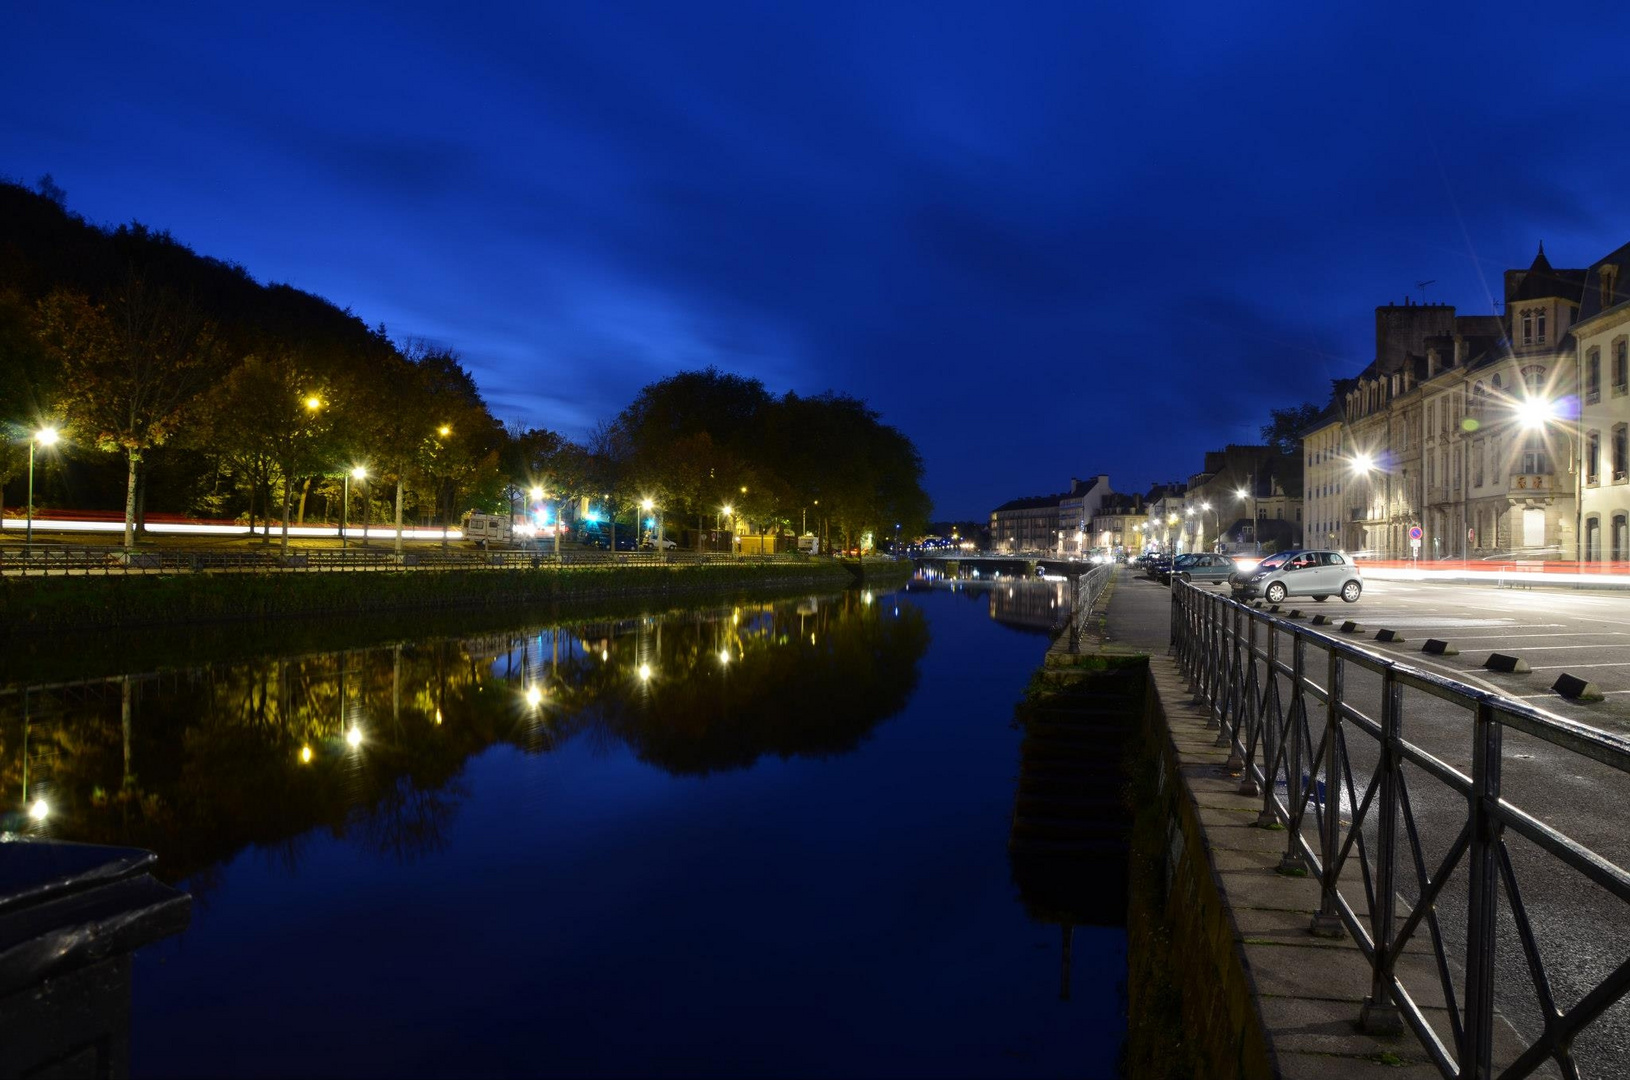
1616,513 -> 1629,562
1616,339 -> 1629,396
1474,440 -> 1485,487
1492,373 -> 1503,392
1521,365 -> 1546,393
1587,348 -> 1602,404
1521,432 -> 1548,475
1615,424 -> 1629,483
1587,430 -> 1601,486
1537,309 -> 1547,343
1586,516 -> 1602,562
1522,310 -> 1533,345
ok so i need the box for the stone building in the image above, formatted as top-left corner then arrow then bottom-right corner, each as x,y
1304,247 -> 1586,560
1574,240 -> 1630,561
1090,492 -> 1147,555
1056,475 -> 1112,556
989,493 -> 1063,554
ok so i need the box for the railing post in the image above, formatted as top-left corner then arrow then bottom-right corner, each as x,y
1226,614 -> 1254,769
1310,648 -> 1345,937
1268,634 -> 1305,835
1359,666 -> 1404,1034
1460,697 -> 1502,1077
1239,626 -> 1273,797
1217,604 -> 1240,745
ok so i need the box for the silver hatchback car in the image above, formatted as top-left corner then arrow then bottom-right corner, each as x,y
1233,549 -> 1362,604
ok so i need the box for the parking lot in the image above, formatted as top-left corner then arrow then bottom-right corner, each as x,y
1210,575 -> 1630,734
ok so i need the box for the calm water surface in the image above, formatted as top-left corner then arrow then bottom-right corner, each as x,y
4,578 -> 1124,1077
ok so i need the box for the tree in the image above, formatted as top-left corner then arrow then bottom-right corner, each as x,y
36,276 -> 225,548
199,349 -> 337,555
1261,403 -> 1323,456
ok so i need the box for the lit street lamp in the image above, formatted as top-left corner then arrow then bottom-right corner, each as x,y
642,497 -> 664,562
26,426 -> 59,554
346,466 -> 368,548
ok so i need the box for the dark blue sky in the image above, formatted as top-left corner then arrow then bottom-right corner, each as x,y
6,3 -> 1630,519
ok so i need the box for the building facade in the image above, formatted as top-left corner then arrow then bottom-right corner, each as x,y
1574,241 -> 1630,562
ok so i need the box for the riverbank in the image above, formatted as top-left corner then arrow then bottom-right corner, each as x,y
0,557 -> 913,635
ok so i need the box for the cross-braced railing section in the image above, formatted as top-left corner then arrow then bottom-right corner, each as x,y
1170,580 -> 1630,1079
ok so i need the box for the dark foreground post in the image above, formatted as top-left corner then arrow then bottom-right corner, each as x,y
0,840 -> 191,1079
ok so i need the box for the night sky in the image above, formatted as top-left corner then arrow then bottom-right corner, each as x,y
5,3 -> 1630,519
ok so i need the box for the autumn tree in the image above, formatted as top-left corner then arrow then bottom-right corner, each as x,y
36,275 -> 226,548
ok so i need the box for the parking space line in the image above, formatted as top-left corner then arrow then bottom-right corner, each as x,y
1479,644 -> 1623,652
1528,662 -> 1630,671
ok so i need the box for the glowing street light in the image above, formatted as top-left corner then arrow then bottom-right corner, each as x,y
343,466 -> 367,548
525,685 -> 543,708
300,745 -> 313,764
26,425 -> 59,554
346,727 -> 363,749
28,798 -> 48,822
1517,397 -> 1557,429
438,424 -> 452,438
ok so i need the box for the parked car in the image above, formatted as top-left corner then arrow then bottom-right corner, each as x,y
640,535 -> 678,551
1161,552 -> 1239,585
1232,549 -> 1363,604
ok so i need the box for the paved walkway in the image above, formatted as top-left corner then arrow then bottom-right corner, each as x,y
1097,569 -> 1550,1079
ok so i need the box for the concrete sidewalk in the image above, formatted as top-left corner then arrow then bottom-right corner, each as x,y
1098,569 -> 1549,1079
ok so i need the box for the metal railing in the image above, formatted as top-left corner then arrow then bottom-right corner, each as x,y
1171,580 -> 1630,1078
1063,563 -> 1114,653
0,544 -> 826,576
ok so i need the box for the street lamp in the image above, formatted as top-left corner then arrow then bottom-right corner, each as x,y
26,426 -> 59,554
1350,454 -> 1392,558
344,466 -> 367,548
721,503 -> 735,556
1235,483 -> 1259,554
642,497 -> 664,562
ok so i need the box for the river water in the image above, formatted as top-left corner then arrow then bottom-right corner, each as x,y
2,576 -> 1125,1077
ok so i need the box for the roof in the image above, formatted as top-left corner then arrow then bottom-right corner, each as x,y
991,493 -> 1063,514
1509,244 -> 1587,304
1577,238 -> 1630,325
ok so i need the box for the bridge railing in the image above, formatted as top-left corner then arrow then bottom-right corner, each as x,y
1170,579 -> 1630,1079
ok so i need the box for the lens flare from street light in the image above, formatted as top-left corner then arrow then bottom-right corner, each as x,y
35,426 -> 59,447
722,504 -> 733,516
346,727 -> 362,748
530,486 -> 545,501
352,466 -> 367,480
305,396 -> 322,411
1517,397 -> 1556,428
718,649 -> 730,664
300,745 -> 313,763
525,685 -> 543,708
438,425 -> 451,437
638,663 -> 652,681
641,498 -> 655,511
1352,453 -> 1374,474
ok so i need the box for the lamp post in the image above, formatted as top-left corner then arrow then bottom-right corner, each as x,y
642,497 -> 664,562
26,426 -> 59,554
345,466 -> 367,547
1236,483 -> 1258,554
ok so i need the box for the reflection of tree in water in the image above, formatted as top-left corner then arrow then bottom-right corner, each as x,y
0,590 -> 926,889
